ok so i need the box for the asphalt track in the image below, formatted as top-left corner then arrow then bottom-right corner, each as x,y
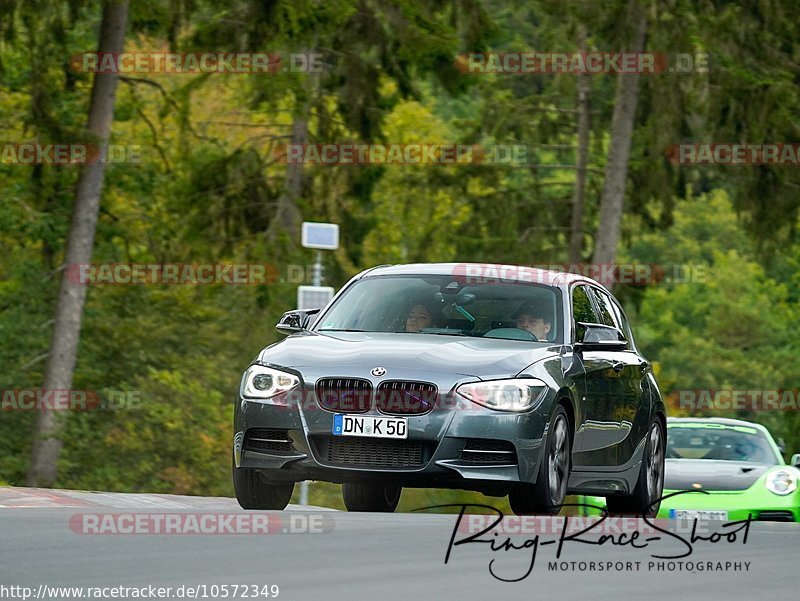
0,487 -> 795,601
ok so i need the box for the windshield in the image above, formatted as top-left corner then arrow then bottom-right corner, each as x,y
315,275 -> 562,342
666,424 -> 780,464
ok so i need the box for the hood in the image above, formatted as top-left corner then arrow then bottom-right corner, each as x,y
664,459 -> 774,492
258,331 -> 558,379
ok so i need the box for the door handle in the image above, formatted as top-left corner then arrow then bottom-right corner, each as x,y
612,361 -> 624,373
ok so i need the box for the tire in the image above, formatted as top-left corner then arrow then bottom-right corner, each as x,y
342,483 -> 401,512
606,417 -> 665,517
232,456 -> 294,510
509,405 -> 571,516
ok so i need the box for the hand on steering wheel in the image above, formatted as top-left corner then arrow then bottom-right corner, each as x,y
516,328 -> 539,341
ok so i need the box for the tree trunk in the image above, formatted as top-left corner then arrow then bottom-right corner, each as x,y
27,0 -> 130,487
591,7 -> 648,269
569,25 -> 591,265
268,47 -> 321,242
275,115 -> 307,233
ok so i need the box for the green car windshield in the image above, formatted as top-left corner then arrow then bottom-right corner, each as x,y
666,424 -> 781,464
316,275 -> 562,343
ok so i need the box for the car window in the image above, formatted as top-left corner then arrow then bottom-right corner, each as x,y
609,297 -> 636,347
667,425 -> 780,464
571,285 -> 600,324
591,288 -> 621,330
315,275 -> 563,342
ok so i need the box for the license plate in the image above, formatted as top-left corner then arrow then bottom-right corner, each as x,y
669,509 -> 729,521
332,414 -> 408,439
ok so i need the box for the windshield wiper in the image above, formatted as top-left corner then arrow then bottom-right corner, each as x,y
415,330 -> 468,337
317,328 -> 370,332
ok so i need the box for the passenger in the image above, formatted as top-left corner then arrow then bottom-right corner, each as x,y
405,303 -> 434,333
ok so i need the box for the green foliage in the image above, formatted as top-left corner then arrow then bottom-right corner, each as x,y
293,482 -> 514,515
361,99 -> 472,263
1,0 -> 799,507
624,191 -> 800,457
61,366 -> 232,494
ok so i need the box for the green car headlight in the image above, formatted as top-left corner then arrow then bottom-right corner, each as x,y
456,378 -> 547,412
765,468 -> 798,496
241,365 -> 300,399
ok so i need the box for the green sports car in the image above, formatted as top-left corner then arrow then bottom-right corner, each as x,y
579,417 -> 800,522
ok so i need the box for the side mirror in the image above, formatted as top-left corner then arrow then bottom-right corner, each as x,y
791,453 -> 800,468
574,322 -> 628,352
276,309 -> 320,334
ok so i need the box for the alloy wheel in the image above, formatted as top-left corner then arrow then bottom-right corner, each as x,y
548,415 -> 570,504
646,422 -> 665,509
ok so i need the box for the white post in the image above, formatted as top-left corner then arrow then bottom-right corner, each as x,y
299,480 -> 309,506
299,251 -> 321,506
298,223 -> 338,508
311,250 -> 322,286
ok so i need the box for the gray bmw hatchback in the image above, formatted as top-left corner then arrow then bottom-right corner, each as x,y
233,263 -> 666,515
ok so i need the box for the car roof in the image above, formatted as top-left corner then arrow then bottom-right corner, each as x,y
668,416 -> 773,435
360,262 -> 603,289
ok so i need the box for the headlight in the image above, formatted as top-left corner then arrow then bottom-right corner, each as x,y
241,365 -> 300,400
456,378 -> 548,412
765,468 -> 798,496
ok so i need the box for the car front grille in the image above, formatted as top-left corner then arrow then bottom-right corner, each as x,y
756,510 -> 795,522
312,436 -> 433,468
315,378 -> 372,413
459,439 -> 517,465
376,381 -> 438,415
244,428 -> 296,455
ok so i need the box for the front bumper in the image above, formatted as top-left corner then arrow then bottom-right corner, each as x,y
657,487 -> 800,522
578,488 -> 800,522
233,368 -> 553,492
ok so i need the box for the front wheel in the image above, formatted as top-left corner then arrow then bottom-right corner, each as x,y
606,418 -> 665,517
342,483 -> 401,512
509,405 -> 571,516
233,456 -> 294,510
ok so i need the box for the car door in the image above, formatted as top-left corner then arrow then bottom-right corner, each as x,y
604,291 -> 653,467
570,284 -> 617,468
584,286 -> 646,468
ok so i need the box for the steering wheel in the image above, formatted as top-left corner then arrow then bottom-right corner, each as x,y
735,442 -> 757,461
483,328 -> 538,341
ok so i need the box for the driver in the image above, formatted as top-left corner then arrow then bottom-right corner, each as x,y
512,303 -> 552,341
